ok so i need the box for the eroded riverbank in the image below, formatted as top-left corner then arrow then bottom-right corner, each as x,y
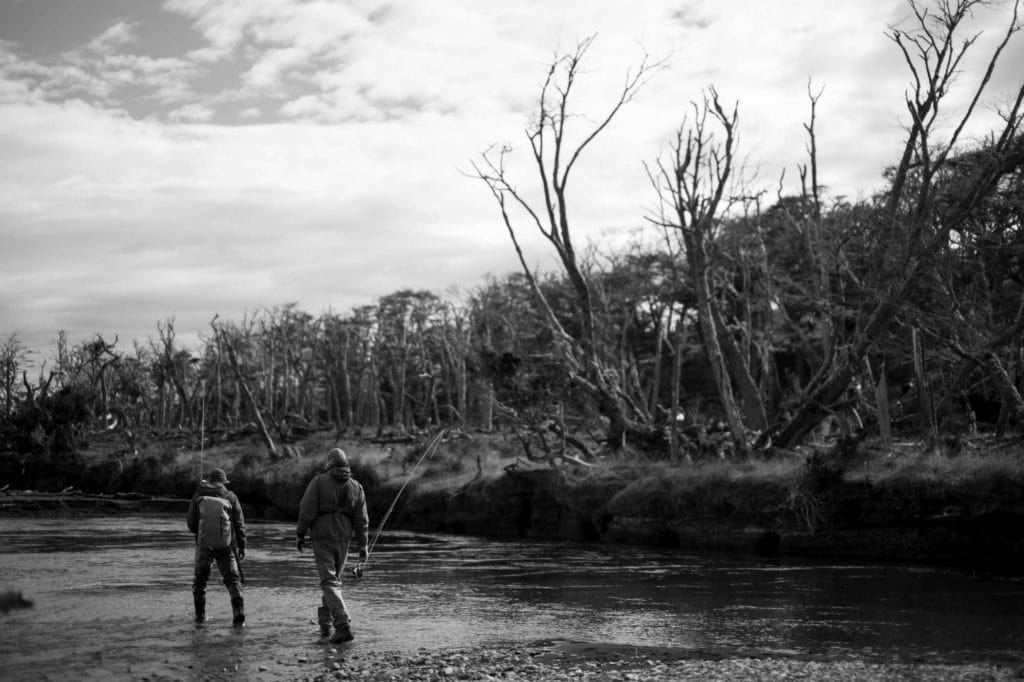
5,429 -> 1024,577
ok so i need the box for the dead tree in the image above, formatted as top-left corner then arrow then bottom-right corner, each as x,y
471,36 -> 659,450
211,316 -> 277,458
0,332 -> 29,417
762,0 -> 1024,449
154,319 -> 194,428
646,89 -> 765,455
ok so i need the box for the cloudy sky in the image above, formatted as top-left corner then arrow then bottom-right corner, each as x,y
1,0 -> 1021,366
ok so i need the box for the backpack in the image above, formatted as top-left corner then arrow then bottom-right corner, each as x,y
197,495 -> 233,550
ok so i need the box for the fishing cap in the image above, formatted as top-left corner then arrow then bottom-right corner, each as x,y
325,448 -> 348,471
207,468 -> 230,484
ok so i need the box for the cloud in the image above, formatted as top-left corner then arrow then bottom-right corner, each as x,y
84,20 -> 138,54
163,0 -> 369,95
0,32 -> 199,114
0,90 -> 523,358
2,0 -> 1023,365
168,101 -> 213,122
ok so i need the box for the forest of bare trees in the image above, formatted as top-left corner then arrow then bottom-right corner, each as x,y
2,0 -> 1023,471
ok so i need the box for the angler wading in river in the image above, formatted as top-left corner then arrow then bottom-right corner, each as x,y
186,467 -> 247,627
296,448 -> 369,643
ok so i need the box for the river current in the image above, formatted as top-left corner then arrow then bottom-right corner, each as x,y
0,516 -> 1021,679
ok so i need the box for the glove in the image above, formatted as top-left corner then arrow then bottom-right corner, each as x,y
237,547 -> 246,561
358,547 -> 368,561
296,535 -> 305,553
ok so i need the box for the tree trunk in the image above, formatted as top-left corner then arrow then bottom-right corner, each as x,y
691,251 -> 747,454
765,298 -> 904,449
649,312 -> 665,415
873,359 -> 892,450
712,304 -> 768,431
670,326 -> 688,462
264,340 -> 275,421
457,352 -> 468,426
912,328 -> 938,449
325,380 -> 338,435
482,380 -> 494,431
340,336 -> 353,428
221,334 -> 276,458
599,384 -> 628,448
983,351 -> 1024,434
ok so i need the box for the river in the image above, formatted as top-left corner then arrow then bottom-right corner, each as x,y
0,516 -> 1022,680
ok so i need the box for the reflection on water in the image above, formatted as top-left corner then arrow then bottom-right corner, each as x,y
0,516 -> 1022,679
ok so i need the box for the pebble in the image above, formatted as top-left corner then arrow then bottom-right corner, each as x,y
272,645 -> 1021,682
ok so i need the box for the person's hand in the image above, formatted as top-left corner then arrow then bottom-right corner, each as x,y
237,547 -> 246,561
358,547 -> 368,561
296,536 -> 305,553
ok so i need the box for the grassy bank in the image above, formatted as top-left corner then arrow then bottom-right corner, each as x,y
3,430 -> 1023,570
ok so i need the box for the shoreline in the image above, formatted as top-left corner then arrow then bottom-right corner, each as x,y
3,487 -> 1023,580
268,641 -> 1024,681
0,490 -> 188,517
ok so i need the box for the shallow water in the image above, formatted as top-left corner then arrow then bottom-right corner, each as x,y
0,517 -> 1022,680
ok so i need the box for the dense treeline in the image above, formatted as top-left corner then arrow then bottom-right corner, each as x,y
2,0 -> 1023,472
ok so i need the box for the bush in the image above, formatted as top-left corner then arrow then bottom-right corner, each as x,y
0,385 -> 96,489
0,386 -> 93,457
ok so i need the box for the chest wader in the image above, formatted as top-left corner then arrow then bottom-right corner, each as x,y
194,496 -> 245,628
313,485 -> 356,642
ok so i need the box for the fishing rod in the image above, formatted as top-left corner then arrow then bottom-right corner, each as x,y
351,427 -> 448,578
198,373 -> 245,583
199,375 -> 206,483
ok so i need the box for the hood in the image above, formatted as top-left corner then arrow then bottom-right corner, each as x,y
197,480 -> 228,496
328,464 -> 351,483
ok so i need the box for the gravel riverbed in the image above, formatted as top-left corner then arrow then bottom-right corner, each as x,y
188,642 -> 1023,682
325,650 -> 1017,681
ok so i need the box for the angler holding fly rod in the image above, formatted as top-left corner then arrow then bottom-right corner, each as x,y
295,447 -> 370,643
186,467 -> 247,628
185,375 -> 248,628
294,429 -> 447,643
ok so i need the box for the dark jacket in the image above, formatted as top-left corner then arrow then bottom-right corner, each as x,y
296,465 -> 369,555
186,481 -> 247,551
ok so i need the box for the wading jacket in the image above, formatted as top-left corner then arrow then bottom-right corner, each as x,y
186,481 -> 247,551
296,465 -> 369,557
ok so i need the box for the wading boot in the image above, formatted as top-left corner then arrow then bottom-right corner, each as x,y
194,596 -> 206,624
330,620 -> 354,644
317,607 -> 332,638
231,597 -> 245,628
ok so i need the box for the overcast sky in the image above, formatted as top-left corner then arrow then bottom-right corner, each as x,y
1,0 -> 1022,367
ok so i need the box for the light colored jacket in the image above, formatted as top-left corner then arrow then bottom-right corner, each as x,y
296,465 -> 369,555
